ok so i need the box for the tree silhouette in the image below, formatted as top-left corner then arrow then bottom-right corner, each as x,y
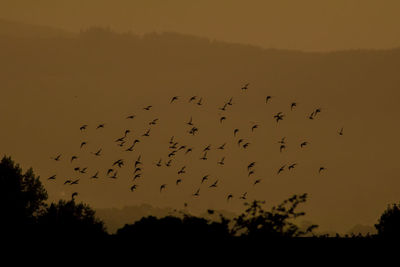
0,155 -> 47,232
37,199 -> 107,239
375,203 -> 400,238
232,193 -> 318,239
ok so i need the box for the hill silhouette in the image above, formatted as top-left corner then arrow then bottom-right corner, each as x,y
1,20 -> 400,233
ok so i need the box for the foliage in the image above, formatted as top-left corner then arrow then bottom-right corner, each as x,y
232,193 -> 318,239
375,203 -> 400,238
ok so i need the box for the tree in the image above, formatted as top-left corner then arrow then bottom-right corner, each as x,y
232,193 -> 318,239
0,155 -> 48,231
375,203 -> 400,238
37,199 -> 107,239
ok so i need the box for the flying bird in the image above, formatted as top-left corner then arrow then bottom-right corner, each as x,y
70,156 -> 78,163
170,96 -> 179,103
234,129 -> 239,137
300,141 -> 308,148
51,154 -> 61,161
143,105 -> 152,111
209,180 -> 218,188
160,184 -> 167,193
201,175 -> 209,184
130,185 -> 138,192
219,116 -> 226,123
80,125 -> 88,131
217,157 -> 225,165
280,144 -> 286,153
338,127 -> 344,136
290,102 -> 297,110
80,142 -> 87,149
239,192 -> 247,200
126,115 -> 135,119
251,124 -> 258,132
96,123 -> 105,129
319,167 -> 326,173
189,96 -> 197,103
47,175 -> 56,180
288,163 -> 297,170
265,96 -> 272,103
227,194 -> 233,202
193,188 -> 200,197
241,83 -> 249,91
71,192 -> 78,200
254,179 -> 262,186
91,171 -> 99,179
277,165 -> 286,174
218,143 -> 226,150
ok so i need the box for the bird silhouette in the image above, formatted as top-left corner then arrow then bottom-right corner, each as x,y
96,123 -> 105,129
288,163 -> 297,170
217,157 -> 225,165
126,115 -> 135,119
227,97 -> 233,106
142,128 -> 151,137
277,165 -> 286,174
47,175 -> 56,180
200,152 -> 208,160
197,97 -> 203,106
107,169 -> 114,176
239,192 -> 247,200
338,127 -> 344,136
165,159 -> 172,167
133,173 -> 141,181
251,124 -> 258,132
243,142 -> 250,149
110,171 -> 118,179
274,112 -> 284,123
156,159 -> 162,167
91,171 -> 99,179
193,188 -> 200,197
170,96 -> 179,103
185,148 -> 193,154
300,141 -> 308,148
189,96 -> 197,103
160,184 -> 167,193
290,102 -> 297,110
64,180 -> 72,185
130,185 -> 137,192
92,149 -> 102,156
227,194 -> 233,202
319,167 -> 326,173
70,179 -> 80,185
266,96 -> 272,103
218,143 -> 226,150
51,154 -> 61,161
241,83 -> 249,91
71,192 -> 78,200
254,179 -> 262,186
201,175 -> 209,184
143,105 -> 152,111
280,144 -> 286,153
80,142 -> 87,148
219,116 -> 226,123
248,170 -> 255,177
247,162 -> 256,171
178,166 -> 186,175
70,156 -> 78,163
176,179 -> 182,186
234,128 -> 239,137
278,137 -> 286,144
238,139 -> 244,146
135,155 -> 142,167
80,125 -> 88,131
209,180 -> 218,188
149,119 -> 158,125
187,116 -> 193,126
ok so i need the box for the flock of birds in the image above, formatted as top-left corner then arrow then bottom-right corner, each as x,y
47,83 -> 344,205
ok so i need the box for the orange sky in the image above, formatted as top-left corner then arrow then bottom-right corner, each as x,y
1,0 -> 400,51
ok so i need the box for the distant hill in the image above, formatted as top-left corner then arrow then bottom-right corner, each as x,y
0,18 -> 75,38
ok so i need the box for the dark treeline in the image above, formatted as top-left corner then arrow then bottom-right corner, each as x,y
1,155 -> 398,247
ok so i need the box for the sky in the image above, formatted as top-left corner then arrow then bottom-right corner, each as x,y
0,0 -> 400,51
0,1 -> 399,234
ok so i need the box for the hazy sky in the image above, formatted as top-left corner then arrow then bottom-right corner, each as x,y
1,0 -> 400,51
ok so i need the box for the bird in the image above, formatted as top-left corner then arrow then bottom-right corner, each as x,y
73,167 -> 80,172
308,112 -> 315,120
51,154 -> 61,161
80,125 -> 88,131
63,180 -> 72,185
201,175 -> 209,184
125,144 -> 135,152
47,175 -> 56,180
319,167 -> 326,173
170,96 -> 179,103
274,112 -> 284,123
278,137 -> 286,145
197,97 -> 203,106
126,115 -> 135,119
169,136 -> 175,144
156,159 -> 162,167
238,139 -> 244,146
91,171 -> 99,179
189,127 -> 199,135
70,179 -> 80,185
70,156 -> 78,163
187,116 -> 193,126
189,96 -> 197,103
227,194 -> 233,202
247,162 -> 256,171
143,105 -> 152,111
79,167 -> 87,174
243,142 -> 250,149
209,180 -> 218,188
185,148 -> 193,154
217,143 -> 226,150
160,184 -> 167,193
149,119 -> 158,125
134,167 -> 142,174
251,124 -> 258,132
133,173 -> 141,181
217,157 -> 225,165
130,185 -> 137,192
288,163 -> 297,170
300,141 -> 308,148
280,144 -> 286,153
265,96 -> 272,103
107,169 -> 114,176
142,128 -> 151,137
178,166 -> 186,175
110,172 -> 118,179
338,127 -> 344,136
248,170 -> 255,177
176,179 -> 182,186
219,116 -> 226,123
165,159 -> 172,167
80,142 -> 87,149
200,152 -> 208,160
193,188 -> 200,197
203,145 -> 211,152
219,103 -> 228,111
241,83 -> 249,91
227,97 -> 233,106
135,155 -> 142,168
277,165 -> 286,174
168,151 -> 176,158
96,123 -> 105,129
71,192 -> 78,200
92,149 -> 102,156
254,179 -> 262,186
239,192 -> 247,200
234,129 -> 239,137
